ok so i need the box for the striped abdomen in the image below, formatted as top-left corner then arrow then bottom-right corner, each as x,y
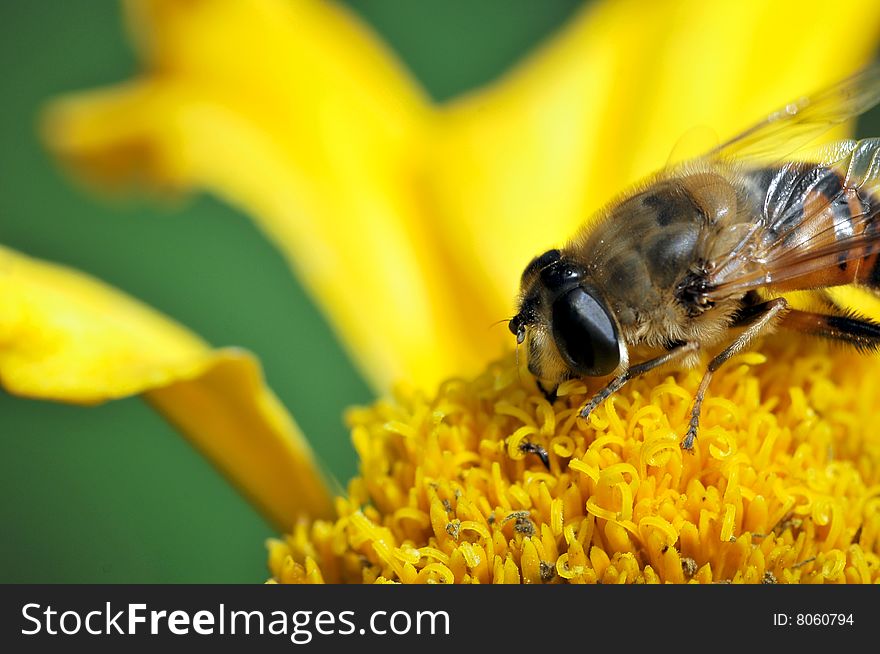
737,138 -> 880,293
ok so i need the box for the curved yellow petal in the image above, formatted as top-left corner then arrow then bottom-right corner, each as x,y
0,244 -> 205,401
145,352 -> 335,529
0,244 -> 332,527
428,0 -> 880,326
43,0 -> 495,394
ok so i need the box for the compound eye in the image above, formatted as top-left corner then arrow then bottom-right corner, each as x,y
550,287 -> 619,376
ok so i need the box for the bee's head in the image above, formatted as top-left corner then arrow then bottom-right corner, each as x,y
510,249 -> 622,385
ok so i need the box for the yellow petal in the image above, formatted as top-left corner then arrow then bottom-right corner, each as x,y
429,0 -> 880,325
145,352 -> 335,528
42,0 -> 497,394
0,244 -> 332,527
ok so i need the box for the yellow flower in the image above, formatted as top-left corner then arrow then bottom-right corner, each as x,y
4,0 -> 879,582
271,342 -> 880,584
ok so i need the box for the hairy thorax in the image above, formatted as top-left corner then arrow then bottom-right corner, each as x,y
566,169 -> 753,354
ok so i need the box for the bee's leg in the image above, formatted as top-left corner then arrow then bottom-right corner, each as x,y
580,341 -> 699,419
778,309 -> 880,351
681,297 -> 788,451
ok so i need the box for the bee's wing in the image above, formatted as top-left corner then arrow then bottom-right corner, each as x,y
704,138 -> 880,300
706,64 -> 880,164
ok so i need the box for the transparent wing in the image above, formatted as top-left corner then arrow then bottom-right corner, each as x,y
705,138 -> 880,299
706,63 -> 880,164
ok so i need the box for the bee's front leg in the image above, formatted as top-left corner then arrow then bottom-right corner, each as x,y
580,341 -> 699,420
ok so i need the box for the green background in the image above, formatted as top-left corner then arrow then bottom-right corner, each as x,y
0,0 -> 586,583
2,1 -> 879,584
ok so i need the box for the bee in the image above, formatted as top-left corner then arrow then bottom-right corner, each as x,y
509,64 -> 880,451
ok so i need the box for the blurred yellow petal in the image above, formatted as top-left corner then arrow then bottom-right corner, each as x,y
0,244 -> 332,527
429,0 -> 880,326
43,0 -> 496,394
146,352 -> 335,528
0,243 -> 204,401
